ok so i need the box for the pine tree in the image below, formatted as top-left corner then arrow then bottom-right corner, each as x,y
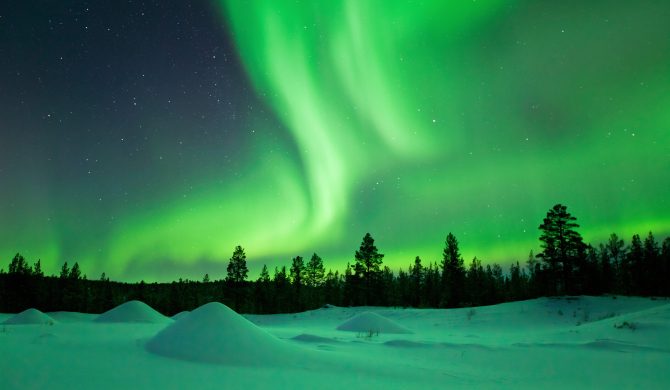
9,253 -> 30,275
441,232 -> 465,307
424,262 -> 441,307
258,265 -> 270,283
354,233 -> 384,306
537,204 -> 585,295
661,237 -> 670,296
606,233 -> 626,293
226,245 -> 249,312
643,232 -> 661,295
272,266 -> 289,312
409,256 -> 423,307
290,256 -> 305,311
508,261 -> 525,301
60,262 -> 70,279
379,266 -> 395,306
305,253 -> 325,288
226,245 -> 248,283
598,243 -> 613,293
254,265 -> 272,313
627,234 -> 644,295
466,257 -> 485,306
290,256 -> 305,286
69,262 -> 82,280
342,263 -> 356,306
323,270 -> 341,306
33,259 -> 44,277
304,253 -> 326,308
396,268 -> 411,307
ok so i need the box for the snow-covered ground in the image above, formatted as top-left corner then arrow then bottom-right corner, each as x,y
1,296 -> 669,389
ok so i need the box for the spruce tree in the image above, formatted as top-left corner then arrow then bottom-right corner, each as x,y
305,253 -> 325,288
255,265 -> 271,313
226,245 -> 249,312
466,257 -> 485,306
354,233 -> 384,306
627,234 -> 644,295
9,253 -> 30,275
441,232 -> 465,307
290,256 -> 305,310
643,232 -> 660,295
606,233 -> 626,293
60,262 -> 70,279
598,243 -> 613,293
661,237 -> 670,296
33,260 -> 43,277
290,256 -> 305,286
69,262 -> 82,280
226,245 -> 248,283
409,256 -> 423,307
305,253 -> 326,308
273,266 -> 289,312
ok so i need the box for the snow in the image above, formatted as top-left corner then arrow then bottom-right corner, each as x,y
2,308 -> 56,325
146,302 -> 306,365
1,296 -> 669,389
336,311 -> 412,334
94,300 -> 172,323
171,311 -> 190,320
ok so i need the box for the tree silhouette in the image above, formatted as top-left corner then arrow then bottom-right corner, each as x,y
354,233 -> 384,306
627,234 -> 644,294
305,253 -> 326,308
226,245 -> 248,312
226,245 -> 248,283
537,204 -> 585,295
254,265 -> 272,313
290,256 -> 305,310
662,238 -> 670,296
606,233 -> 626,293
272,266 -> 289,312
305,253 -> 325,288
643,232 -> 661,295
442,232 -> 465,307
409,256 -> 423,307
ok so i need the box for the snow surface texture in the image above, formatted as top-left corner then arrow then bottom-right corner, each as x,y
2,308 -> 56,325
1,296 -> 670,389
336,311 -> 412,334
94,300 -> 172,323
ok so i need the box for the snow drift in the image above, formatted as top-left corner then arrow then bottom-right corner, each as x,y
95,300 -> 171,323
2,308 -> 57,325
336,311 -> 411,334
145,302 -> 300,365
171,311 -> 190,321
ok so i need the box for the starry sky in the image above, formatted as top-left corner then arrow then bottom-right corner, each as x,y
1,0 -> 668,282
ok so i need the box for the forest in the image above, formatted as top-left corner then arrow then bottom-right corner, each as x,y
1,204 -> 669,315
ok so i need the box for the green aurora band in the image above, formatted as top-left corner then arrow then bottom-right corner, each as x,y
2,0 -> 669,281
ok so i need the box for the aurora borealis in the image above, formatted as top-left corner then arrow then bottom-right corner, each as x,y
1,1 -> 668,281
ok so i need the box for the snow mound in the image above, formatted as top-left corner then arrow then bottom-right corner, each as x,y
171,311 -> 190,321
2,308 -> 57,325
146,302 -> 297,365
95,300 -> 171,323
336,311 -> 412,334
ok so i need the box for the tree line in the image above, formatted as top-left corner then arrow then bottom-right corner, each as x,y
0,204 -> 668,315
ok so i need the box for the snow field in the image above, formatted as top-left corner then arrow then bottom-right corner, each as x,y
0,296 -> 669,389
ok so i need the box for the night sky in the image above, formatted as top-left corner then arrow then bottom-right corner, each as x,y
1,1 -> 668,282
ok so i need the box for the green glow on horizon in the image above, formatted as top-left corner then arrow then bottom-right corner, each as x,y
1,1 -> 668,281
